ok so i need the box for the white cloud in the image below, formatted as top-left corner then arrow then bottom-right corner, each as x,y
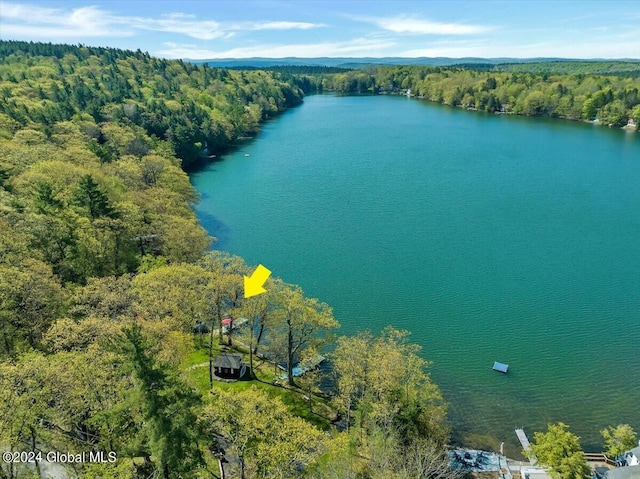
123,14 -> 230,40
155,42 -> 222,59
243,21 -> 326,31
156,38 -> 396,59
353,14 -> 494,35
2,1 -> 60,23
401,39 -> 640,59
0,1 -> 326,41
0,3 -> 132,37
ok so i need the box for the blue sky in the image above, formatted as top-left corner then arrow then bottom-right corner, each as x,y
1,0 -> 638,59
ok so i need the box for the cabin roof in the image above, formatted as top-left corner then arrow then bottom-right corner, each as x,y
607,467 -> 640,479
214,353 -> 243,369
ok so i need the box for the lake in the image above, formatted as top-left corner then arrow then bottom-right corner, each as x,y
190,94 -> 640,454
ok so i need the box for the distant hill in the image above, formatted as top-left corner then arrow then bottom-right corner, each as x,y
490,61 -> 640,77
191,56 -> 640,70
225,65 -> 353,74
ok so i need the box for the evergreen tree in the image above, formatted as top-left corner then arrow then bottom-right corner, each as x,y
122,323 -> 204,479
72,174 -> 117,220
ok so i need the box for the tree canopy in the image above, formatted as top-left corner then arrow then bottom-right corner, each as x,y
530,423 -> 591,479
601,424 -> 638,459
0,40 -> 304,168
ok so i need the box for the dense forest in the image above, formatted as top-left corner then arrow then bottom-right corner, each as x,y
298,65 -> 640,127
0,40 -> 305,169
1,41 -> 637,479
445,61 -> 640,77
0,41 -> 452,479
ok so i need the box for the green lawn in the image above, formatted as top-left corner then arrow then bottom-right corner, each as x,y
214,377 -> 333,429
182,347 -> 210,368
183,339 -> 336,430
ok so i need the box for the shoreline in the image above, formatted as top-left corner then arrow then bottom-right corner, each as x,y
188,93 -> 639,457
374,90 -> 639,132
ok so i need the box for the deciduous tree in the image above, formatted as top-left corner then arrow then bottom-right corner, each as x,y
601,424 -> 638,459
333,327 -> 448,444
131,263 -> 210,332
204,387 -> 324,479
0,259 -> 64,356
530,423 -> 591,479
270,279 -> 339,386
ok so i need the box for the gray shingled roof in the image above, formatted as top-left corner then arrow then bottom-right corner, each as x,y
214,353 -> 243,369
607,467 -> 640,479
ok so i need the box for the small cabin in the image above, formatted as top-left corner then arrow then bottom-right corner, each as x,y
214,353 -> 246,380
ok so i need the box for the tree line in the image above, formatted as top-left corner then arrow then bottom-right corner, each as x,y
490,61 -> 640,78
295,65 -> 640,127
446,61 -> 640,78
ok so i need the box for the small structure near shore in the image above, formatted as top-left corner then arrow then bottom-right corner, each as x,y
520,466 -> 552,479
278,354 -> 325,380
222,317 -> 249,334
214,353 -> 246,380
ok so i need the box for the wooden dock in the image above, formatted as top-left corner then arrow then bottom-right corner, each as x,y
584,453 -> 616,466
515,428 -> 536,464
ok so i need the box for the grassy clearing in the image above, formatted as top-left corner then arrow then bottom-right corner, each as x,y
183,337 -> 337,430
214,377 -> 334,430
182,347 -> 211,368
189,364 -> 212,393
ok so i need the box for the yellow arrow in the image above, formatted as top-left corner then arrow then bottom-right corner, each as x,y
244,264 -> 272,298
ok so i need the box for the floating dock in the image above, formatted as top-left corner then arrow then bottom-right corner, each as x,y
493,361 -> 509,373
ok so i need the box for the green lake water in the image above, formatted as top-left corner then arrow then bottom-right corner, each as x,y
190,94 -> 640,454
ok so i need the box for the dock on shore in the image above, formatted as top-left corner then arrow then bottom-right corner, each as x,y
278,354 -> 325,379
516,428 -> 537,465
